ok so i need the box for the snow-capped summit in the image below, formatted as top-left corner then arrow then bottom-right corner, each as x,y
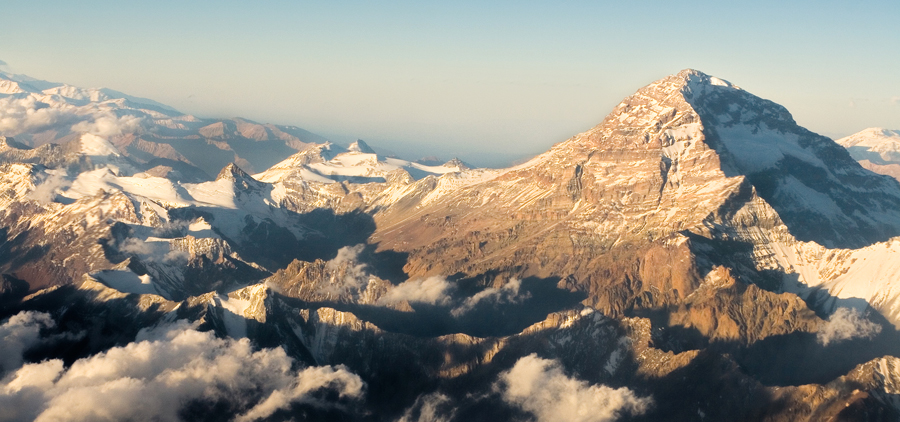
215,162 -> 267,192
42,84 -> 112,103
837,128 -> 900,164
833,127 -> 900,183
834,128 -> 900,182
255,140 -> 470,184
676,69 -> 900,248
347,139 -> 376,154
0,79 -> 27,95
441,158 -> 470,171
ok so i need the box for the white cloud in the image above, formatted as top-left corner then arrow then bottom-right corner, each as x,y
0,96 -> 69,136
0,312 -> 54,375
119,237 -> 188,264
26,172 -> 71,204
70,112 -> 143,138
817,307 -> 882,346
497,354 -> 651,422
376,276 -> 531,315
0,320 -> 365,422
378,276 -> 455,307
451,278 -> 530,317
0,93 -> 143,139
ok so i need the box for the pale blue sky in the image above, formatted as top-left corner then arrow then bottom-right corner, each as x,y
2,1 -> 898,166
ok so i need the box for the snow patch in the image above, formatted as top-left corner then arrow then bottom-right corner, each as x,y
92,270 -> 161,296
716,123 -> 825,173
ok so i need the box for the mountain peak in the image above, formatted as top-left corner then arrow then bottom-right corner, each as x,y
627,69 -> 740,102
443,158 -> 468,169
216,162 -> 253,182
348,139 -> 376,154
542,68 -> 900,248
837,128 -> 900,147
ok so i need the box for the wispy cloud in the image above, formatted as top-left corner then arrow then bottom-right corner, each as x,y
451,278 -> 530,317
70,112 -> 143,137
119,237 -> 189,264
817,307 -> 882,346
397,393 -> 455,422
26,172 -> 71,204
318,244 -> 371,297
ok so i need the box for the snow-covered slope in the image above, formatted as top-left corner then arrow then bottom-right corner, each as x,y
837,128 -> 900,162
836,128 -> 900,181
680,72 -> 900,249
723,225 -> 900,328
255,140 -> 468,184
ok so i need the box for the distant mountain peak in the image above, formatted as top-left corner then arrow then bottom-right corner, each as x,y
216,162 -> 253,182
443,158 -> 470,170
348,139 -> 376,154
838,128 -> 900,146
835,128 -> 900,181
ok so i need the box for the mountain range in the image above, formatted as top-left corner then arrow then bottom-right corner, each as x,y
2,69 -> 900,421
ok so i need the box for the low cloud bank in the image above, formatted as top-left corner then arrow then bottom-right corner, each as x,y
497,354 -> 651,422
817,307 -> 882,346
0,317 -> 364,422
0,94 -> 144,139
0,96 -> 70,136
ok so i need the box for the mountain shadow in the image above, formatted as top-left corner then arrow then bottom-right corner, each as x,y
278,275 -> 586,338
167,205 -> 378,273
672,231 -> 900,387
688,81 -> 900,249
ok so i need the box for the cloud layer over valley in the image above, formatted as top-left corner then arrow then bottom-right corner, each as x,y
0,314 -> 364,422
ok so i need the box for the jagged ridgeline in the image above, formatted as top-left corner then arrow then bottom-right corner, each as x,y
3,69 -> 900,421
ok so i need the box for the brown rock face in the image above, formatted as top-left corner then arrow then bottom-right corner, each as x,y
667,266 -> 820,344
368,71 -> 746,316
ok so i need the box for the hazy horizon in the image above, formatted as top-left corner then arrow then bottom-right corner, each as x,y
2,1 -> 898,167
